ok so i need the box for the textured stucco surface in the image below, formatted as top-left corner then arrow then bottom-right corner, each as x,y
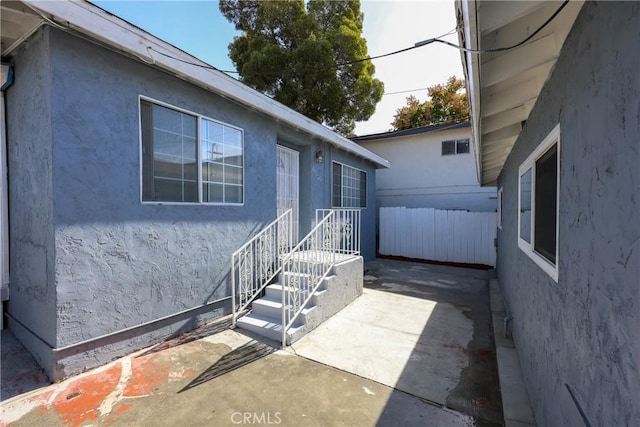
6,28 -> 57,373
47,28 -> 276,356
7,27 -> 380,379
496,3 -> 640,425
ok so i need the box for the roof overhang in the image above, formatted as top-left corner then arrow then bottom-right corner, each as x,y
1,1 -> 41,55
1,0 -> 390,169
456,0 -> 584,185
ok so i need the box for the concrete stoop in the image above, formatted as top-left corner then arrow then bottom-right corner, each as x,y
237,256 -> 363,345
489,279 -> 537,427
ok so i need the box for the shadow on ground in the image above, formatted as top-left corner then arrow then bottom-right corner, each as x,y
179,339 -> 276,393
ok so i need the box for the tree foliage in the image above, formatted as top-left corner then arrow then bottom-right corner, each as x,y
219,0 -> 384,135
391,76 -> 469,131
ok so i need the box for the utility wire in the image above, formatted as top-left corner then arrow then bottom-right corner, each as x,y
149,0 -> 568,78
418,0 -> 570,53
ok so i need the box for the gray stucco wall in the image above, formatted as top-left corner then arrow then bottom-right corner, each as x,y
48,27 -> 278,352
7,26 -> 379,379
496,3 -> 640,425
6,28 -> 58,373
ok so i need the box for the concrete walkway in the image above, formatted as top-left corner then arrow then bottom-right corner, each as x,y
1,259 -> 503,426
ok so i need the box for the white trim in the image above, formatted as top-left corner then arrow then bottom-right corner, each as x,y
138,95 -> 245,205
331,161 -> 368,209
517,124 -> 560,282
458,0 -> 482,184
23,0 -> 389,169
497,187 -> 503,230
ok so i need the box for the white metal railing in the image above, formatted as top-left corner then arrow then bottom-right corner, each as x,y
231,209 -> 293,327
315,208 -> 361,255
281,208 -> 361,345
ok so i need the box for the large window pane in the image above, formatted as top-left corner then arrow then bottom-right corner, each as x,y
142,101 -> 243,204
141,101 -> 198,202
519,168 -> 532,243
332,162 -> 366,208
534,144 -> 557,263
201,118 -> 243,204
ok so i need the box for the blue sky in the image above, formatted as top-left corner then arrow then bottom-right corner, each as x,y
92,1 -> 462,135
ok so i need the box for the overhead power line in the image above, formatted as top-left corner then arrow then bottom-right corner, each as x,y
147,0 -> 568,78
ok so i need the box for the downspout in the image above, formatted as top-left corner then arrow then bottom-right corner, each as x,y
1,64 -> 14,329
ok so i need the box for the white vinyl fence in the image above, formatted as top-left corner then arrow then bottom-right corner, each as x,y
379,207 -> 497,267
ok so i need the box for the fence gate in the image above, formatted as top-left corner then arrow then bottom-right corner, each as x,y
379,207 -> 496,267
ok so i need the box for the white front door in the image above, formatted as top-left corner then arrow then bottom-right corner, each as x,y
276,145 -> 299,242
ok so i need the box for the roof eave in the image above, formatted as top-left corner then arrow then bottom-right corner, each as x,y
457,0 -> 484,185
21,0 -> 390,169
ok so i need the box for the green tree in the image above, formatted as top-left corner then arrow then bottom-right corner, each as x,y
391,76 -> 469,131
219,0 -> 384,135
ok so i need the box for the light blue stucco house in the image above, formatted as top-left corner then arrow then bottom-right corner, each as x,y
0,0 -> 389,380
457,1 -> 639,425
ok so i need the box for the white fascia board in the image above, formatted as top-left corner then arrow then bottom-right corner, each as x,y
459,0 -> 483,185
24,0 -> 390,169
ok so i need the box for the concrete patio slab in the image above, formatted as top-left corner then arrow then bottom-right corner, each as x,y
291,288 -> 473,405
292,258 -> 503,425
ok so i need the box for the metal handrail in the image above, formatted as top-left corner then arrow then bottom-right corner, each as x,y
231,209 -> 293,327
280,208 -> 361,345
315,208 -> 361,255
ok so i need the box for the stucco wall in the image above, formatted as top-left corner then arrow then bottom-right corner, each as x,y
496,2 -> 640,425
47,27 -> 278,350
358,128 -> 496,212
7,27 -> 380,378
6,28 -> 58,372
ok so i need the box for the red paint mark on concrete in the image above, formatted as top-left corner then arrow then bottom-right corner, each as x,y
122,355 -> 170,397
52,363 -> 122,427
181,369 -> 196,378
443,342 -> 468,355
103,402 -> 133,424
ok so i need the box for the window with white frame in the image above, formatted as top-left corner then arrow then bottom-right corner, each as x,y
497,187 -> 503,229
140,99 -> 243,204
332,162 -> 366,208
442,139 -> 470,155
518,124 -> 560,281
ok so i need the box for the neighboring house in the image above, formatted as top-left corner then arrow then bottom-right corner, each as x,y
458,1 -> 639,425
352,122 -> 496,212
0,1 -> 388,380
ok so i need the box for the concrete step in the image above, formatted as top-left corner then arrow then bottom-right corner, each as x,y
265,282 -> 328,301
252,296 -> 292,319
252,294 -> 318,322
236,312 -> 303,344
